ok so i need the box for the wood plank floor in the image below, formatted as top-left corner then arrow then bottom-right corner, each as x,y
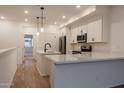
11,59 -> 50,88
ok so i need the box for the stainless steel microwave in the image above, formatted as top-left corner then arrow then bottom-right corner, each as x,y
77,33 -> 87,43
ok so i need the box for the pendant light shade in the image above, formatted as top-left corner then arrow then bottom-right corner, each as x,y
40,27 -> 44,32
40,7 -> 44,32
36,17 -> 40,36
36,6 -> 45,34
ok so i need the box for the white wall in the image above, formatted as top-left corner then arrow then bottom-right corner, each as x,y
37,25 -> 60,51
0,21 -> 18,49
0,19 -> 59,64
92,6 -> 124,53
44,25 -> 59,33
59,27 -> 67,36
0,20 -> 37,64
0,21 -> 22,64
110,6 -> 124,52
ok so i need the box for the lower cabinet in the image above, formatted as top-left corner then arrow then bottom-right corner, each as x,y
36,54 -> 50,76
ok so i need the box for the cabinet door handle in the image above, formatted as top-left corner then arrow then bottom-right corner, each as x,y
92,38 -> 94,41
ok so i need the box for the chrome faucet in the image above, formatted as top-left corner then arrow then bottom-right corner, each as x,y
44,43 -> 51,52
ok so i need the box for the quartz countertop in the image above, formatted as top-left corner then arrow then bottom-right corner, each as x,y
45,52 -> 124,64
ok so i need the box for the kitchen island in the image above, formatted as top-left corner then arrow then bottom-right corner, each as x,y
36,50 -> 60,76
45,52 -> 124,88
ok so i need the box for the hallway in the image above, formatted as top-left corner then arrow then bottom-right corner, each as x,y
11,59 -> 50,88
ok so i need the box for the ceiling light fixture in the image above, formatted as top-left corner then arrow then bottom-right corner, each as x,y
1,16 -> 5,19
62,15 -> 66,19
54,21 -> 57,25
24,10 -> 29,14
40,7 -> 45,32
24,18 -> 28,22
36,17 -> 40,36
76,5 -> 80,8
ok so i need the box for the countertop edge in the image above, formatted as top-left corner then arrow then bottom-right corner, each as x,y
45,54 -> 124,65
54,57 -> 124,65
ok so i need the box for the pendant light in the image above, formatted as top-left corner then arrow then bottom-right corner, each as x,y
40,7 -> 44,32
36,17 -> 40,36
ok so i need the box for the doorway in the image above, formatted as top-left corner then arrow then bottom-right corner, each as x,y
24,35 -> 33,58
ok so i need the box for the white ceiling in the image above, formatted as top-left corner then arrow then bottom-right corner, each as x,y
0,5 -> 90,25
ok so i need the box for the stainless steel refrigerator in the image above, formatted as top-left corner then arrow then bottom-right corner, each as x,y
59,36 -> 66,54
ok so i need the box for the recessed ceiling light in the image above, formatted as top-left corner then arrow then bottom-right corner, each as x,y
76,5 -> 80,8
62,16 -> 66,19
75,17 -> 78,20
0,16 -> 5,19
54,21 -> 57,25
24,10 -> 29,14
25,18 -> 28,22
37,32 -> 40,36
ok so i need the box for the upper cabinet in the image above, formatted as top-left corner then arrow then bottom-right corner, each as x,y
70,27 -> 78,43
70,18 -> 107,44
82,24 -> 87,34
87,21 -> 94,42
79,24 -> 87,35
94,19 -> 102,42
87,19 -> 102,43
62,6 -> 110,44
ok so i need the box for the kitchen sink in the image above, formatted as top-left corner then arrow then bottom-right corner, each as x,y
37,50 -> 60,55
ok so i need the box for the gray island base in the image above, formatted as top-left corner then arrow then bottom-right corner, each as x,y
45,52 -> 124,88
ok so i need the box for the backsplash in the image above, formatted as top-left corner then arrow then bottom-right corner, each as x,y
71,42 -> 110,53
91,43 -> 110,52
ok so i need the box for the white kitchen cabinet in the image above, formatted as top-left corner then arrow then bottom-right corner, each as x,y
87,19 -> 102,43
77,26 -> 81,35
94,19 -> 102,42
70,25 -> 88,44
70,19 -> 104,43
77,25 -> 87,36
87,22 -> 95,42
70,27 -> 78,43
82,24 -> 87,34
36,51 -> 60,76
